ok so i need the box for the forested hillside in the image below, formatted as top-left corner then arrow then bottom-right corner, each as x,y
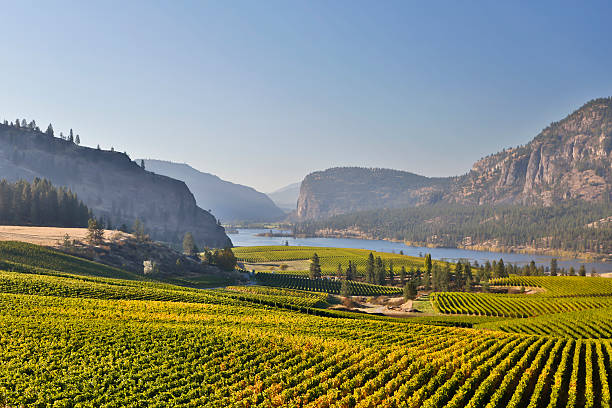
0,178 -> 90,227
0,120 -> 230,247
295,201 -> 612,256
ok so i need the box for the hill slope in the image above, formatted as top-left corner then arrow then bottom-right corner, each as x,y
141,159 -> 285,223
297,167 -> 452,219
0,123 -> 230,247
267,182 -> 301,212
297,97 -> 612,219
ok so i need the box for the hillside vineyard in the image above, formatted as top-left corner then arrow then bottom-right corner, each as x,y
0,241 -> 610,407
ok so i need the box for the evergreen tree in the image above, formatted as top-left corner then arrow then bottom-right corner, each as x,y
182,232 -> 197,256
69,129 -> 74,143
550,258 -> 558,276
365,252 -> 375,283
46,124 -> 54,136
86,218 -> 104,244
454,261 -> 464,289
309,253 -> 322,279
345,261 -> 354,281
464,274 -> 472,292
375,257 -> 385,285
403,281 -> 417,301
400,266 -> 406,285
75,135 -> 80,145
340,279 -> 352,298
424,254 -> 432,275
579,265 -> 586,276
140,160 -> 145,170
569,266 -> 576,276
388,260 -> 394,284
337,263 -> 343,277
133,219 -> 146,242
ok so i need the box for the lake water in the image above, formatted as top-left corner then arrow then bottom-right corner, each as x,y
228,228 -> 612,274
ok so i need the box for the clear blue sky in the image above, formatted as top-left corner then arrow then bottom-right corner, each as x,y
1,1 -> 611,192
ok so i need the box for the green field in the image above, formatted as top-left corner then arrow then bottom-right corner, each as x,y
1,242 -> 612,406
233,245 -> 450,276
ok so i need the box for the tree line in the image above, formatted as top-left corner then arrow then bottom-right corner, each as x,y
2,118 -> 81,145
0,178 -> 91,227
295,201 -> 612,254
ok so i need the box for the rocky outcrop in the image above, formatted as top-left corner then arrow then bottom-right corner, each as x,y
297,97 -> 612,219
141,159 -> 285,223
457,97 -> 612,205
0,124 -> 231,247
297,167 -> 451,219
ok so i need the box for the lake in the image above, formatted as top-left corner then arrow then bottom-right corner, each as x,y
228,228 -> 612,274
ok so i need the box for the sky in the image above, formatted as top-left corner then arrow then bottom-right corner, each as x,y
1,1 -> 612,193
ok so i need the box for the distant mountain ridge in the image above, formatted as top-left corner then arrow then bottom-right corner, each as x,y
268,182 -> 301,212
141,159 -> 285,223
0,123 -> 230,247
297,97 -> 612,219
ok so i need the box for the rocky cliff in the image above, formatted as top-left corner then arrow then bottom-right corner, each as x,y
141,159 -> 285,223
297,97 -> 612,219
297,167 -> 451,219
0,124 -> 231,247
455,97 -> 612,205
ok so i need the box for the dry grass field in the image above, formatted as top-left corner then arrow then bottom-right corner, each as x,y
0,226 -> 130,246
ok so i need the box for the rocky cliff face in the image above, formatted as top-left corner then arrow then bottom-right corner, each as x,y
297,167 -> 451,219
297,97 -> 612,219
141,159 -> 285,223
457,97 -> 612,205
0,124 -> 231,247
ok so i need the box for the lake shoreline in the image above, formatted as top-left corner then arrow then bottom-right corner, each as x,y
294,231 -> 609,262
228,229 -> 612,273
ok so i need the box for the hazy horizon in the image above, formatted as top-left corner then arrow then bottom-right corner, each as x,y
1,1 -> 611,192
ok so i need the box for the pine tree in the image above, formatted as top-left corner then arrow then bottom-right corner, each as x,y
69,129 -> 74,143
366,252 -> 375,283
403,281 -> 417,301
75,135 -> 80,145
86,218 -> 104,244
140,160 -> 145,170
345,261 -> 355,281
46,124 -> 54,137
400,266 -> 406,285
309,253 -> 321,279
579,265 -> 586,276
424,254 -> 432,275
388,260 -> 394,284
182,232 -> 197,256
550,258 -> 558,276
340,279 -> 352,298
375,257 -> 385,285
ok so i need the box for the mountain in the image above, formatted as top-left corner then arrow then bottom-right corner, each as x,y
296,97 -> 612,219
297,167 -> 452,219
454,97 -> 612,205
141,159 -> 285,223
0,123 -> 230,247
268,182 -> 301,212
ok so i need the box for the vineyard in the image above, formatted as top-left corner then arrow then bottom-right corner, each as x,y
233,245 -> 450,275
255,272 -> 403,296
1,242 -> 612,406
